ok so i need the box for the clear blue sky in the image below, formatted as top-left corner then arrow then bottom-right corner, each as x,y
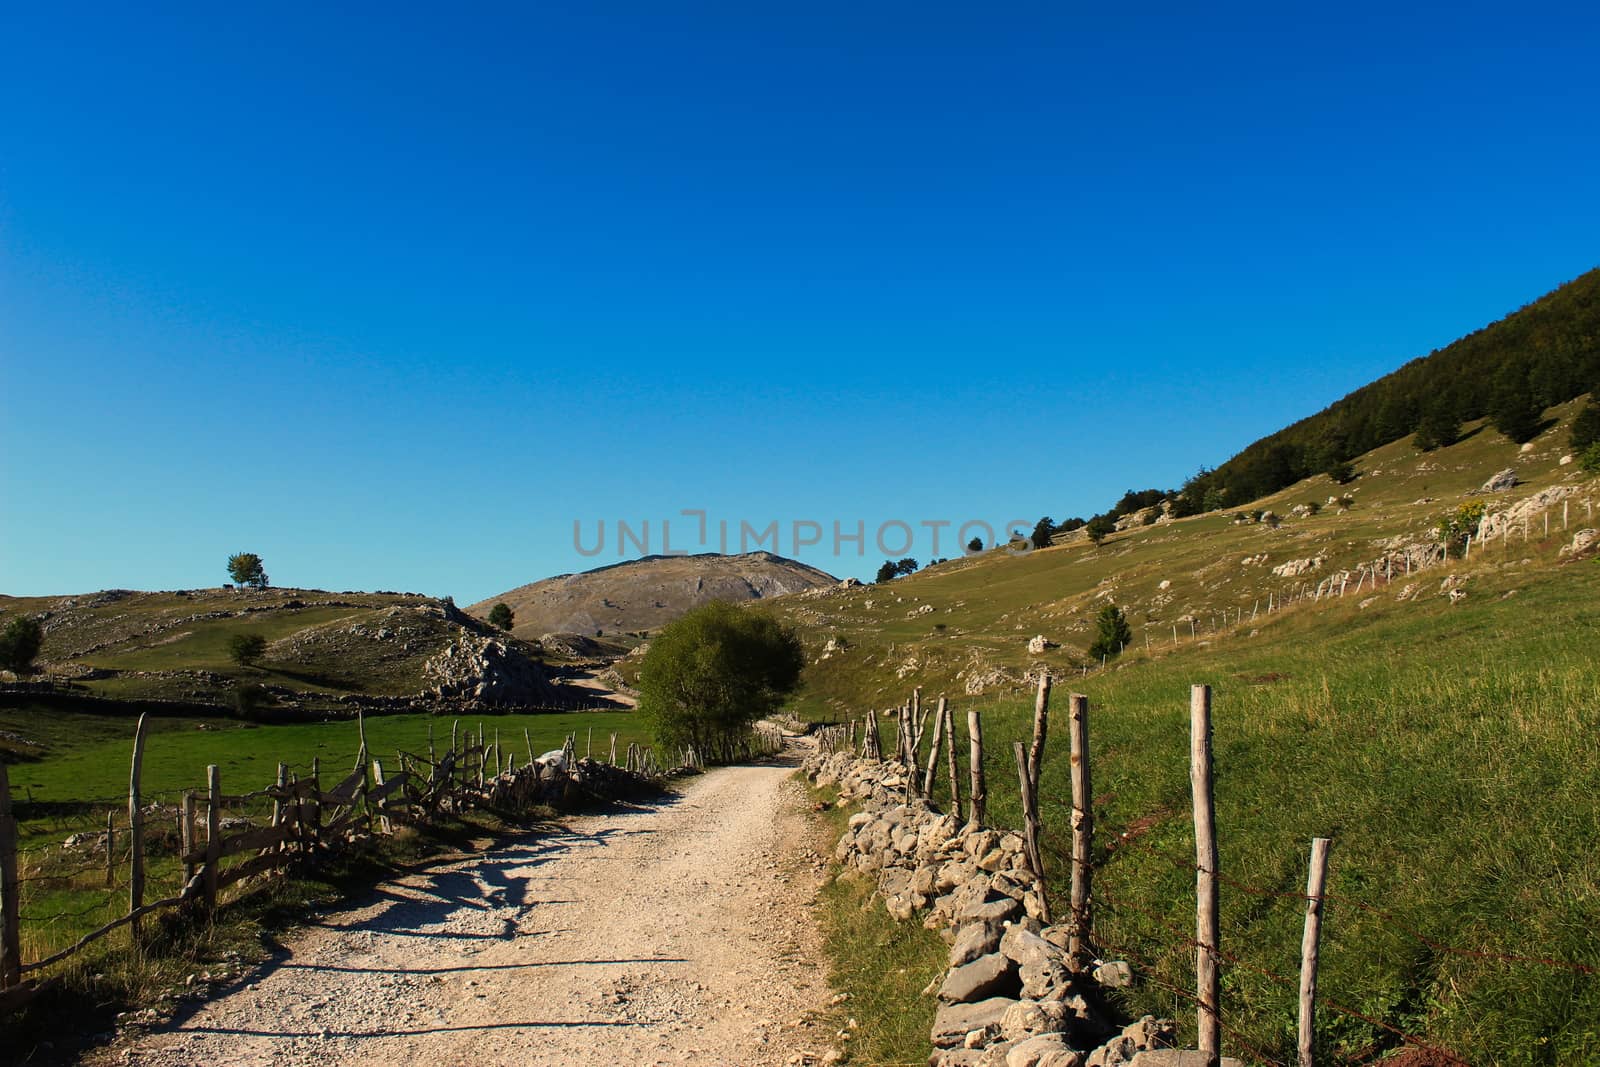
4,2 -> 1598,602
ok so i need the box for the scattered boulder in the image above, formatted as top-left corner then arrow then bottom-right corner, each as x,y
1026,635 -> 1056,655
1271,556 -> 1325,578
931,998 -> 1017,1048
1482,468 -> 1519,492
1560,528 -> 1598,557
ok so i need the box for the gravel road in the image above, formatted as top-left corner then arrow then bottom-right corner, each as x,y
105,753 -> 835,1067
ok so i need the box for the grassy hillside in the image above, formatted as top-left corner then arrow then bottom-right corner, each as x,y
773,405 -> 1600,1064
0,586 -> 561,712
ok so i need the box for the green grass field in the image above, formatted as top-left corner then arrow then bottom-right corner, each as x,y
778,410 -> 1600,1064
2,706 -> 651,976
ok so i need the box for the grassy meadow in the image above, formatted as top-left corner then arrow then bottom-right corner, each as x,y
779,410 -> 1600,1064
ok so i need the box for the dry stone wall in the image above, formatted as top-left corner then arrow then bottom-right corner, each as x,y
804,750 -> 1242,1067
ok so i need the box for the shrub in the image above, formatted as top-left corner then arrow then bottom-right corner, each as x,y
0,616 -> 44,673
966,537 -> 984,553
487,602 -> 514,630
1085,515 -> 1116,545
1436,501 -> 1488,558
1087,604 -> 1132,662
1581,442 -> 1600,475
227,633 -> 268,667
636,602 -> 804,763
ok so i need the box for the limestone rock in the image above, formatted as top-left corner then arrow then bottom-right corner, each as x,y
939,952 -> 1019,1004
1125,1053 -> 1245,1067
1092,960 -> 1134,988
950,922 -> 1004,968
932,997 -> 1017,1048
1026,635 -> 1056,655
1482,467 -> 1519,492
1007,1033 -> 1083,1067
1561,528 -> 1598,557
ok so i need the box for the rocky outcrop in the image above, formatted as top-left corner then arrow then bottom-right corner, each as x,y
1270,556 -> 1324,578
424,635 -> 557,705
1561,528 -> 1599,557
803,751 -> 1228,1067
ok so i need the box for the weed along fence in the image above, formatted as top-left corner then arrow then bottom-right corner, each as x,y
807,679 -> 1596,1066
0,713 -> 666,1012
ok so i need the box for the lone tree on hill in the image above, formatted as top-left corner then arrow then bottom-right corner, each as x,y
966,536 -> 984,553
875,560 -> 898,584
488,602 -> 515,630
1031,517 -> 1055,549
227,633 -> 268,667
636,602 -> 804,764
227,552 -> 269,589
0,616 -> 44,673
894,557 -> 919,577
1087,604 -> 1132,662
1085,514 -> 1116,546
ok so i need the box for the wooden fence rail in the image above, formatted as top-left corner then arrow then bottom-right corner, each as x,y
0,715 -> 663,1000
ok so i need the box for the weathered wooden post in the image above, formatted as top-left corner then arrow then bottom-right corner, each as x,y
587,727 -> 593,760
356,709 -> 369,769
1028,673 -> 1050,792
0,762 -> 21,991
1068,693 -> 1092,968
921,697 -> 946,796
309,757 -> 323,858
105,811 -> 117,888
128,713 -> 149,939
610,732 -> 618,765
272,763 -> 289,834
373,760 -> 391,835
943,701 -> 962,817
967,709 -> 986,827
1298,837 -> 1332,1067
1012,742 -> 1049,922
181,791 -> 197,884
1190,684 -> 1220,1063
204,764 -> 222,914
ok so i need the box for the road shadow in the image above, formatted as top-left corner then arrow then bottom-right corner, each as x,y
145,792 -> 688,1042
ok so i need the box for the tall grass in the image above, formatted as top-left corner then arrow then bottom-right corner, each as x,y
804,563 -> 1600,1064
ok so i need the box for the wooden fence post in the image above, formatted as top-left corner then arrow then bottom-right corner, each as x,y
182,791 -> 197,884
128,713 -> 149,940
1068,693 -> 1092,969
1298,837 -> 1332,1067
943,702 -> 962,818
272,763 -> 288,836
968,709 -> 986,827
1012,742 -> 1048,922
105,811 -> 116,888
204,765 -> 222,914
921,697 -> 947,796
1190,684 -> 1220,1063
0,762 -> 21,990
373,760 -> 391,835
1029,673 -> 1051,792
309,758 -> 322,858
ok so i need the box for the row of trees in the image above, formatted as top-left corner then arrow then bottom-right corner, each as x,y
1169,268 -> 1600,510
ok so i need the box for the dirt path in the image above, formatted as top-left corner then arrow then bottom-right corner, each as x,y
106,752 -> 835,1067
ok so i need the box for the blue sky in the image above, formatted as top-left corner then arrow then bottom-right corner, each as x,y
3,3 -> 1598,602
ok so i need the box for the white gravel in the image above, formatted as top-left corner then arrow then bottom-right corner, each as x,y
103,752 -> 835,1067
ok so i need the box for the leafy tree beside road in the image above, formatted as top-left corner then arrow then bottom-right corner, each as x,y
636,602 -> 803,763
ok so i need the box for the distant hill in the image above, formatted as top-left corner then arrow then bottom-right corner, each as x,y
470,552 -> 838,639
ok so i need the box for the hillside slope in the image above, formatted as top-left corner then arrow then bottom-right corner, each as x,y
772,405 -> 1600,1063
1182,266 -> 1599,509
0,587 -> 565,715
469,551 -> 838,639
